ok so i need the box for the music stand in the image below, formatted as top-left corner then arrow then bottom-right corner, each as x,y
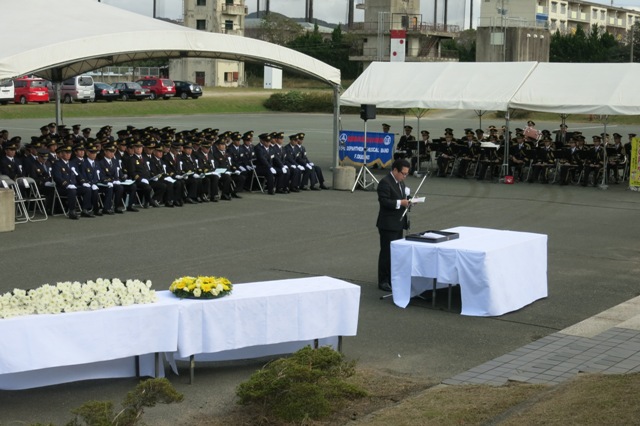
351,118 -> 379,192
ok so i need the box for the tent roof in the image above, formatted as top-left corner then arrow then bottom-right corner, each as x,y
341,62 -> 640,116
0,0 -> 340,86
508,62 -> 640,115
340,62 -> 538,111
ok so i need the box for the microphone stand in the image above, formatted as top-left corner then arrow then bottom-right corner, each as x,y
401,172 -> 428,221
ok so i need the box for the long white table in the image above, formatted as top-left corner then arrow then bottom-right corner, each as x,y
0,276 -> 360,390
391,226 -> 548,316
0,295 -> 179,390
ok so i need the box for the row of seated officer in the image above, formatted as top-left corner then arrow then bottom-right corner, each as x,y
0,125 -> 328,220
392,126 -> 632,186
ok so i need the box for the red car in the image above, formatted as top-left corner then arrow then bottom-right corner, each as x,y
135,77 -> 175,100
13,77 -> 49,104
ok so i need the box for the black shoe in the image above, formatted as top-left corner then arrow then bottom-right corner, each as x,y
174,200 -> 184,207
276,188 -> 286,194
300,186 -> 309,191
310,186 -> 320,191
142,202 -> 150,209
102,209 -> 114,215
290,187 -> 300,193
150,200 -> 161,208
221,194 -> 232,201
232,192 -> 242,199
115,208 -> 124,214
268,190 -> 275,195
184,197 -> 197,204
81,210 -> 95,218
378,282 -> 392,292
126,206 -> 139,212
93,209 -> 103,217
165,202 -> 174,208
68,213 -> 79,220
320,184 -> 329,190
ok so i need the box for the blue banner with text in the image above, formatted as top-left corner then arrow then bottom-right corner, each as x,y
338,131 -> 394,168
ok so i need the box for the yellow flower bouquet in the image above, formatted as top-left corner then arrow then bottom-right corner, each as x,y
169,276 -> 232,299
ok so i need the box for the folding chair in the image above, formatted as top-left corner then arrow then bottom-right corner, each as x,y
249,161 -> 265,193
16,177 -> 48,222
0,175 -> 28,224
52,185 -> 80,217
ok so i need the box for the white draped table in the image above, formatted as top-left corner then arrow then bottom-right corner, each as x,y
391,226 -> 548,316
0,295 -> 179,390
0,276 -> 360,390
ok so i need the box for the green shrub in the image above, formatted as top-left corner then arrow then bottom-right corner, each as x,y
236,346 -> 367,422
64,378 -> 183,426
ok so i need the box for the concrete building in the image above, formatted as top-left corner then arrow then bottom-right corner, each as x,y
476,0 -> 640,62
169,0 -> 247,87
348,0 -> 459,67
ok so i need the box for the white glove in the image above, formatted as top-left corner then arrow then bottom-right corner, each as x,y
234,170 -> 241,175
309,162 -> 315,167
91,184 -> 99,191
282,167 -> 287,173
306,164 -> 313,170
164,177 -> 176,183
141,178 -> 149,184
405,187 -> 411,197
270,167 -> 277,175
107,182 -> 113,188
67,184 -> 77,190
247,165 -> 254,170
193,173 -> 201,179
239,166 -> 247,172
113,180 -> 121,186
44,181 -> 55,187
83,183 -> 91,188
175,175 -> 183,180
224,171 -> 232,175
298,165 -> 305,171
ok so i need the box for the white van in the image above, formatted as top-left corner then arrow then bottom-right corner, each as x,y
0,79 -> 14,105
57,75 -> 95,103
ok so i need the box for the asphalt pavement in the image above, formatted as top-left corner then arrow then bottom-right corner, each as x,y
1,111 -> 639,425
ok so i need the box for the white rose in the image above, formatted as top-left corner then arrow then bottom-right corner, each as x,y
193,288 -> 202,298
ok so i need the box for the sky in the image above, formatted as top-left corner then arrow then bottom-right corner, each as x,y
101,0 -> 640,29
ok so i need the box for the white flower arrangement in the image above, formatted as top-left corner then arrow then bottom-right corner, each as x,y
0,278 -> 157,319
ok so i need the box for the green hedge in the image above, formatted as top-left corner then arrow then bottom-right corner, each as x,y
264,90 -> 409,115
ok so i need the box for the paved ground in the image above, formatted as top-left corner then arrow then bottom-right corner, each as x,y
1,112 -> 639,425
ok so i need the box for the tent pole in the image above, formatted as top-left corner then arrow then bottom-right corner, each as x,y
332,84 -> 341,169
501,109 -> 511,179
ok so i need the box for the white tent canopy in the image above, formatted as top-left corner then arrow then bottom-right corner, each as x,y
0,0 -> 340,87
340,62 -> 538,111
341,62 -> 640,116
509,62 -> 640,116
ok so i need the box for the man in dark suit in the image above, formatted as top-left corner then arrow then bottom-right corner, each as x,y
376,159 -> 411,292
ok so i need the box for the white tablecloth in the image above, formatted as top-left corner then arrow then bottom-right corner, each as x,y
0,276 -> 360,389
391,226 -> 548,316
0,296 -> 179,390
163,276 -> 361,358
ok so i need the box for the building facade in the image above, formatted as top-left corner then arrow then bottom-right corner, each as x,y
348,0 -> 459,68
170,0 -> 247,87
476,0 -> 640,62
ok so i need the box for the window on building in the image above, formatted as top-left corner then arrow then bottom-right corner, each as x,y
196,20 -> 207,30
601,11 -> 605,20
592,9 -> 597,19
560,4 -> 566,14
226,0 -> 234,4
224,72 -> 239,83
551,2 -> 557,13
225,20 -> 233,31
197,0 -> 206,6
195,72 -> 205,86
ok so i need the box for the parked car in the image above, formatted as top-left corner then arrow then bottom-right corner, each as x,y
135,77 -> 175,100
13,77 -> 49,104
111,82 -> 151,101
93,82 -> 119,102
173,80 -> 203,99
0,79 -> 14,105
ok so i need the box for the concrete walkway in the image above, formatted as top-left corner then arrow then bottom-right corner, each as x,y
443,295 -> 640,386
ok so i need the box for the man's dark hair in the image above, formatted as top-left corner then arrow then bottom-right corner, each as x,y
392,159 -> 410,172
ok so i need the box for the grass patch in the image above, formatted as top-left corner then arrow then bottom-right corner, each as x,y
0,91 -> 271,120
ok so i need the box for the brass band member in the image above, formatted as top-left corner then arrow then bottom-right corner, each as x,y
582,135 -> 605,187
607,133 -> 625,184
528,137 -> 555,184
558,138 -> 580,185
509,133 -> 531,182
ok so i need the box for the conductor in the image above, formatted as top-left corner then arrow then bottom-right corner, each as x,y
376,159 -> 411,292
